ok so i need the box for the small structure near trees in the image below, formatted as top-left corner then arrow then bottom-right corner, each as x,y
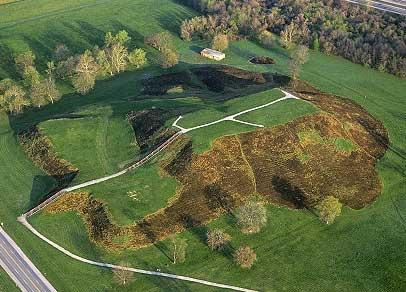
201,48 -> 225,61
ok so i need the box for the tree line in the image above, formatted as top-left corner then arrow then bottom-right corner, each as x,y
0,30 -> 147,115
179,0 -> 406,78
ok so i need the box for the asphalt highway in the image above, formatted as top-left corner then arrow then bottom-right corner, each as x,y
0,227 -> 56,292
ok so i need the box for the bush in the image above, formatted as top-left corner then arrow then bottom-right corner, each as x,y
234,246 -> 257,269
207,229 -> 231,251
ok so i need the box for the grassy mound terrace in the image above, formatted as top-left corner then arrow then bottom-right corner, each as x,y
40,78 -> 388,250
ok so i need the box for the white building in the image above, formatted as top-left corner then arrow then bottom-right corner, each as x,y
200,48 -> 225,61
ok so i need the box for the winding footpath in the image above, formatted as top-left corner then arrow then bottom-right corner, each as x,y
16,89 -> 301,291
173,90 -> 298,133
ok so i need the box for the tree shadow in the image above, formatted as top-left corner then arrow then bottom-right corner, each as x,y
29,175 -> 56,208
0,43 -> 18,79
272,176 -> 306,209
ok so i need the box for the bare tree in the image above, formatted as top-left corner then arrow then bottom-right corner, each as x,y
170,237 -> 187,264
234,246 -> 257,269
235,201 -> 267,234
112,262 -> 135,286
207,229 -> 231,251
280,23 -> 299,49
316,196 -> 342,224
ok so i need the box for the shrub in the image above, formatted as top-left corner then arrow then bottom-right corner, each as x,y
234,246 -> 257,269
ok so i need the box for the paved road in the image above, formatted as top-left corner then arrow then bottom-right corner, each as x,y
0,227 -> 56,292
344,0 -> 406,15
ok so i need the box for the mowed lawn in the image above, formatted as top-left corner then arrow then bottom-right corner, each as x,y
0,0 -> 404,291
177,89 -> 317,152
0,266 -> 19,292
82,159 -> 179,226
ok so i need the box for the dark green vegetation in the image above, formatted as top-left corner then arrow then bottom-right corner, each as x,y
179,0 -> 406,77
0,0 -> 405,291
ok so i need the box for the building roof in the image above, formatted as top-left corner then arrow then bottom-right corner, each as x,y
201,48 -> 225,57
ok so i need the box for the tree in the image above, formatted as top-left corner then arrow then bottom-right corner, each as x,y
54,44 -> 71,61
14,51 -> 35,75
316,196 -> 342,224
128,48 -> 147,68
145,32 -> 174,52
234,246 -> 257,269
257,30 -> 275,49
158,48 -> 179,69
170,238 -> 187,264
98,36 -> 128,76
280,22 -> 301,49
211,34 -> 229,52
105,30 -> 131,47
30,77 -> 60,106
30,82 -> 49,108
207,229 -> 231,251
235,201 -> 267,234
2,84 -> 29,114
112,262 -> 134,286
73,50 -> 100,94
22,66 -> 41,88
41,61 -> 61,104
289,45 -> 309,85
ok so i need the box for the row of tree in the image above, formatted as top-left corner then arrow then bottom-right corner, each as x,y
179,0 -> 406,77
0,30 -> 147,115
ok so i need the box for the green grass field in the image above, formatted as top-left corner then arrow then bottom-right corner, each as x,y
0,267 -> 19,292
0,0 -> 405,291
39,112 -> 139,183
82,158 -> 179,226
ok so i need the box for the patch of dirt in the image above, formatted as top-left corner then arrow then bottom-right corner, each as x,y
249,56 -> 275,64
142,71 -> 196,95
126,108 -> 177,151
19,126 -> 78,187
142,65 -> 290,95
46,81 -> 388,250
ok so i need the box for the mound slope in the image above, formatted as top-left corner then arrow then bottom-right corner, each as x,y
43,81 -> 388,250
